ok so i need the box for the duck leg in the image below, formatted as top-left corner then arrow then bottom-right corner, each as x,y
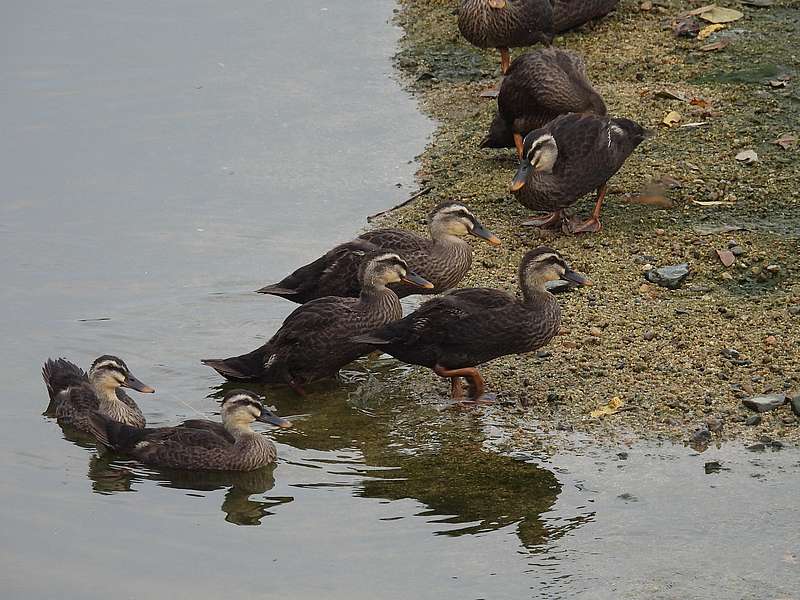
513,133 -> 524,159
522,210 -> 565,229
567,185 -> 606,234
434,365 -> 493,404
499,47 -> 510,75
450,377 -> 465,401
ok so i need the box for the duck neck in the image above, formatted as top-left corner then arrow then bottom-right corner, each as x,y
91,380 -> 136,422
224,419 -> 260,442
520,276 -> 554,306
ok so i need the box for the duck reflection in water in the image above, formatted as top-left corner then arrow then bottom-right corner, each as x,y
209,374 -> 591,549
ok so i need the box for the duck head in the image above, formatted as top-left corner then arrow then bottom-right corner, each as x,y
89,355 -> 155,393
358,253 -> 433,290
221,390 -> 292,429
510,133 -> 558,192
519,246 -> 591,298
428,202 -> 501,245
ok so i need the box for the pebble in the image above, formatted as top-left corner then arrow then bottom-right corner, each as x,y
704,461 -> 724,474
689,428 -> 711,451
746,442 -> 766,452
705,416 -> 723,433
589,326 -> 603,337
745,414 -> 762,426
643,330 -> 656,341
716,249 -> 735,267
730,245 -> 745,256
742,394 -> 786,413
789,395 -> 800,417
645,264 -> 690,289
788,305 -> 800,316
721,348 -> 740,359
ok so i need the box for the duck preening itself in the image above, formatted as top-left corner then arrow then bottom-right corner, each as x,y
552,0 -> 619,34
204,253 -> 433,394
88,390 -> 291,472
42,355 -> 155,433
458,0 -> 554,76
353,247 -> 590,403
480,48 -> 606,157
256,202 -> 499,304
510,113 -> 648,234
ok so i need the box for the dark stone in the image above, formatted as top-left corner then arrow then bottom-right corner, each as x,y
770,440 -> 784,450
721,348 -> 741,359
536,350 -> 551,359
789,395 -> 800,417
789,305 -> 800,316
617,452 -> 629,460
746,443 -> 766,452
745,414 -> 762,426
704,461 -> 724,474
645,264 -> 690,289
689,428 -> 712,451
742,394 -> 786,413
730,245 -> 745,256
643,330 -> 656,341
705,416 -> 723,433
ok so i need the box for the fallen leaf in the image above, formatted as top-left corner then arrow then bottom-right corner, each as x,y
660,175 -> 683,188
625,192 -> 674,208
716,249 -> 736,267
689,97 -> 711,108
701,39 -> 729,51
698,23 -> 725,39
640,0 -> 652,10
772,133 -> 798,149
662,111 -> 682,126
699,6 -> 744,23
735,149 -> 758,163
694,224 -> 747,235
655,89 -> 688,101
590,396 -> 624,418
685,4 -> 718,17
769,79 -> 788,88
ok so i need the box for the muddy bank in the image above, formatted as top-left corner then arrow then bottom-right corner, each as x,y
366,0 -> 800,448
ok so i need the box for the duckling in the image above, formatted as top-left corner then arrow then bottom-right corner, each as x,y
510,112 -> 648,233
480,48 -> 606,157
203,253 -> 433,394
42,355 -> 155,433
353,247 -> 590,403
458,0 -> 553,76
87,390 -> 291,472
552,0 -> 619,34
256,202 -> 500,304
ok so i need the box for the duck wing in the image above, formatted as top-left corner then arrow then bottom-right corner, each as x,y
177,419 -> 235,443
42,358 -> 88,404
359,228 -> 431,259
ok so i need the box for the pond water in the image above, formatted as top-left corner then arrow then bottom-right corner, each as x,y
1,2 -> 797,599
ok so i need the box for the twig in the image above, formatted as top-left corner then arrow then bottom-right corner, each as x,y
366,187 -> 432,222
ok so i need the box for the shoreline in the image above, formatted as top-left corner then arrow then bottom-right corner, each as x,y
367,0 -> 800,448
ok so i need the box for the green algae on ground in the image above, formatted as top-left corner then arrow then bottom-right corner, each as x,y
374,0 -> 800,448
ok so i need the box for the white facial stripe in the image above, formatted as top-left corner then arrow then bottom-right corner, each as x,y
439,205 -> 474,220
529,253 -> 560,264
527,134 -> 555,161
93,360 -> 123,371
225,393 -> 255,405
608,124 -> 624,148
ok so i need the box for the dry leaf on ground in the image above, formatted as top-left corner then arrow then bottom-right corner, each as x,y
772,133 -> 797,149
662,111 -> 682,126
590,396 -> 624,418
698,23 -> 725,39
701,40 -> 729,51
735,149 -> 759,163
716,249 -> 736,267
699,6 -> 744,23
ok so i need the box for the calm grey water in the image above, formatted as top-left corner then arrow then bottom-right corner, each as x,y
1,2 -> 797,599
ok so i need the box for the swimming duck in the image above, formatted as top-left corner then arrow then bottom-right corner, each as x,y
353,247 -> 590,403
87,390 -> 291,472
458,0 -> 553,76
203,253 -> 433,394
510,112 -> 648,233
552,0 -> 619,33
480,48 -> 606,157
42,355 -> 155,433
256,202 -> 500,304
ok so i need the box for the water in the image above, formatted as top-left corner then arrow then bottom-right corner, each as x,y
1,2 -> 798,599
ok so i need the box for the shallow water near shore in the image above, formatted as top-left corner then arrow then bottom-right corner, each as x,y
0,1 -> 798,599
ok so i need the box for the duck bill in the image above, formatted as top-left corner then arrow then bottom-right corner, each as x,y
401,271 -> 434,289
510,161 -> 531,192
470,222 -> 501,246
258,412 -> 292,429
122,374 -> 155,394
564,269 -> 592,286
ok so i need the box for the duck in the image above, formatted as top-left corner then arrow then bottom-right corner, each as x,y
42,355 -> 155,433
510,112 -> 648,233
480,48 -> 606,157
203,253 -> 433,394
552,0 -> 619,34
458,0 -> 553,77
353,247 -> 590,403
256,202 -> 500,304
87,389 -> 291,472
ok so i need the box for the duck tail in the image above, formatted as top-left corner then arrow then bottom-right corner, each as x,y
201,345 -> 270,381
42,358 -> 87,402
351,333 -> 391,346
254,283 -> 298,297
87,412 -> 143,451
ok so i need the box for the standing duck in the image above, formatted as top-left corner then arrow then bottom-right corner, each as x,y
480,48 -> 606,157
87,390 -> 291,472
42,355 -> 154,433
203,253 -> 433,394
256,202 -> 500,304
552,0 -> 619,33
458,0 -> 553,77
353,247 -> 590,403
510,112 -> 648,233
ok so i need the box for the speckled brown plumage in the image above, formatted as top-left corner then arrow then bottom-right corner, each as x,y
481,48 -> 606,149
204,254 -> 425,389
552,0 -> 619,33
88,391 -> 286,472
354,247 -> 588,400
42,357 -> 146,432
256,202 -> 498,304
512,113 -> 647,214
458,0 -> 553,50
